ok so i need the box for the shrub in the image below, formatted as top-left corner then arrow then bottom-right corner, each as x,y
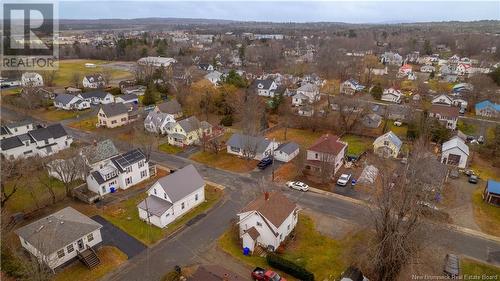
1,247 -> 24,278
267,253 -> 315,281
107,87 -> 122,96
220,115 -> 233,126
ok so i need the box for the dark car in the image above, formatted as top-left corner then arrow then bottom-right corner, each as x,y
468,175 -> 478,184
257,157 -> 273,170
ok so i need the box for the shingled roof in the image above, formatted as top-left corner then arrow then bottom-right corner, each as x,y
240,192 -> 297,228
308,134 -> 347,155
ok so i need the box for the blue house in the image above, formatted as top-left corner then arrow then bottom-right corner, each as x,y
475,100 -> 500,118
483,180 -> 500,206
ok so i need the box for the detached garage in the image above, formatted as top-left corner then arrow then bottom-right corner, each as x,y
441,137 -> 469,169
483,180 -> 500,207
273,142 -> 299,163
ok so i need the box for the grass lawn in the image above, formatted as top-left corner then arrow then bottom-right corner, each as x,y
472,187 -> 500,237
385,120 -> 408,138
341,134 -> 373,156
53,246 -> 127,281
274,162 -> 298,183
158,143 -> 183,154
461,258 -> 500,280
102,185 -> 223,245
266,128 -> 324,148
190,151 -> 258,173
219,215 -> 363,281
53,59 -> 132,87
1,87 -> 21,96
457,120 -> 477,135
68,117 -> 97,131
3,172 -> 68,214
33,107 -> 82,121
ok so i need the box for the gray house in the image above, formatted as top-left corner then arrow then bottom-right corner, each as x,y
226,133 -> 279,161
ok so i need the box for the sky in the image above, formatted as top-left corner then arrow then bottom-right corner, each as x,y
56,1 -> 500,23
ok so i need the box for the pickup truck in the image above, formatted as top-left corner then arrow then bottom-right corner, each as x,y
252,267 -> 286,281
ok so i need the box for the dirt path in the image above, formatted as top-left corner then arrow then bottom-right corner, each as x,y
443,177 -> 481,231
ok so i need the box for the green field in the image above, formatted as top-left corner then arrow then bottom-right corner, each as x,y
52,59 -> 133,87
158,142 -> 183,154
461,258 -> 500,280
341,134 -> 373,156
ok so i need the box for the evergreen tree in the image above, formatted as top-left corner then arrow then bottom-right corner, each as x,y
371,83 -> 383,100
142,83 -> 160,106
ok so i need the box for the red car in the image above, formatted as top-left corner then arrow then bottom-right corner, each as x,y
252,267 -> 286,281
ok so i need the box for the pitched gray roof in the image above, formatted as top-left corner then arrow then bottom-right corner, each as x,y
29,124 -> 68,141
254,79 -> 275,90
81,139 -> 119,165
111,148 -> 146,172
137,195 -> 173,216
157,100 -> 182,115
80,90 -> 109,99
1,135 -> 25,150
227,133 -> 271,155
276,142 -> 299,155
100,103 -> 129,117
155,164 -> 204,202
178,116 -> 201,133
55,93 -> 77,105
117,94 -> 138,102
15,207 -> 102,256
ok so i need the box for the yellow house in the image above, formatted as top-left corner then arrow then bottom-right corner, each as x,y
373,131 -> 403,158
97,103 -> 137,128
167,116 -> 212,147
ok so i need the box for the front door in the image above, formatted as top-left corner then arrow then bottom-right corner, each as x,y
77,239 -> 84,250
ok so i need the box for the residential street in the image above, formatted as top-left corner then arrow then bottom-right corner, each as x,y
2,106 -> 500,281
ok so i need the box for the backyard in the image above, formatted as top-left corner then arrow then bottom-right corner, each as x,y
190,151 -> 258,173
266,128 -> 324,148
68,117 -> 98,131
218,215 -> 364,281
341,134 -> 373,157
102,185 -> 223,245
158,142 -> 183,154
461,258 -> 500,280
384,120 -> 408,138
32,107 -> 83,122
53,246 -> 127,281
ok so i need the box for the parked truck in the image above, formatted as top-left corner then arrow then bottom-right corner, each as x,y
252,267 -> 286,281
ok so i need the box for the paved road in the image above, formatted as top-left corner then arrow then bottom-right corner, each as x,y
2,106 -> 500,281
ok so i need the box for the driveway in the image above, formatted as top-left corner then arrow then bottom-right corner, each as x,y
92,215 -> 146,258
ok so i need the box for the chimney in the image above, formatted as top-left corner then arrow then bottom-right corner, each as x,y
264,192 -> 269,201
223,273 -> 229,281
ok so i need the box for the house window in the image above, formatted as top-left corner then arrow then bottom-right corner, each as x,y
111,120 -> 117,124
87,233 -> 94,242
181,202 -> 185,209
280,234 -> 283,240
256,221 -> 262,227
195,194 -> 199,201
138,161 -> 144,168
126,167 -> 132,173
101,186 -> 106,193
315,153 -> 318,159
67,244 -> 74,253
141,170 -> 147,178
287,224 -> 290,230
57,249 -> 65,258
154,189 -> 157,195
125,177 -> 132,185
384,140 -> 389,146
164,193 -> 167,199
230,146 -> 240,153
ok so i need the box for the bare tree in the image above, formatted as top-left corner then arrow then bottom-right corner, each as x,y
368,138 -> 446,281
132,123 -> 160,161
318,152 -> 335,184
0,158 -> 27,210
70,72 -> 82,88
41,71 -> 56,87
46,148 -> 86,197
336,98 -> 368,134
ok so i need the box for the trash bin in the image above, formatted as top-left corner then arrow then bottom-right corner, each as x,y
243,247 -> 250,256
110,187 -> 116,193
351,179 -> 357,187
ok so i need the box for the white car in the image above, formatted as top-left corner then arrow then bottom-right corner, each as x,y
286,181 -> 309,192
336,174 -> 351,186
393,120 -> 403,127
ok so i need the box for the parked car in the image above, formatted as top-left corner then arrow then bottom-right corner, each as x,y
393,120 -> 403,127
459,107 -> 466,115
465,169 -> 475,177
252,267 -> 286,281
443,254 -> 460,279
257,157 -> 273,170
336,174 -> 352,186
286,181 -> 309,192
468,175 -> 478,184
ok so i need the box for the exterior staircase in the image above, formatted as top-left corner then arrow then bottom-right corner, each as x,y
78,247 -> 101,269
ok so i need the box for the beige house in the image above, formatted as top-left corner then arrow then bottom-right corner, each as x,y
373,131 -> 402,158
97,103 -> 138,128
167,116 -> 212,147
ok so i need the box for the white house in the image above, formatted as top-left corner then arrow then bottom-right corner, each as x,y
380,51 -> 403,65
21,72 -> 43,87
273,142 -> 299,162
296,83 -> 320,103
82,74 -> 106,89
204,71 -> 223,85
373,131 -> 403,158
226,133 -> 279,161
1,120 -> 34,139
291,92 -> 309,106
432,94 -> 454,106
15,207 -> 102,270
420,65 -> 436,73
144,110 -> 175,135
254,79 -> 278,97
381,88 -> 403,104
340,79 -> 365,95
80,139 -> 120,172
137,56 -> 177,68
78,90 -> 114,105
115,94 -> 138,104
54,93 -> 90,110
429,105 -> 459,130
0,124 -> 72,159
441,137 -> 469,168
137,164 -> 205,228
238,192 -> 299,252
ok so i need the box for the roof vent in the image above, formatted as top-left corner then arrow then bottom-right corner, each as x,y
36,225 -> 44,232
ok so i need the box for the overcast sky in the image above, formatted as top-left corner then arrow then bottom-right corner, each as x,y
58,1 -> 499,23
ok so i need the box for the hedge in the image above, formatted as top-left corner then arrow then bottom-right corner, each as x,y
267,253 -> 315,281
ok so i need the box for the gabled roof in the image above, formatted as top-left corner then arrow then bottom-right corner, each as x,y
29,124 -> 68,142
100,103 -> 129,117
254,79 -> 275,90
15,207 -> 102,256
178,116 -> 202,133
240,192 -> 297,228
308,134 -> 347,155
442,137 -> 469,156
430,104 -> 459,118
375,131 -> 402,149
81,139 -> 119,165
137,195 -> 173,216
157,99 -> 182,115
227,133 -> 272,155
116,94 -> 138,102
154,164 -> 205,202
80,90 -> 110,99
84,73 -> 104,82
1,135 -> 25,150
297,83 -> 318,92
276,142 -> 299,155
475,100 -> 500,111
111,148 -> 146,172
55,93 -> 80,105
